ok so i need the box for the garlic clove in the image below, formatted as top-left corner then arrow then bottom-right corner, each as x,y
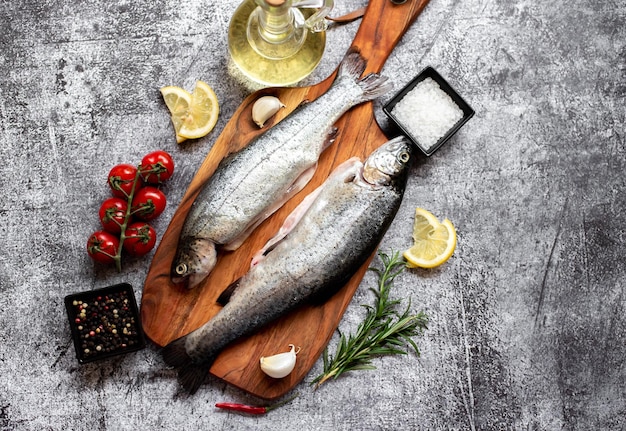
259,344 -> 300,378
252,96 -> 285,128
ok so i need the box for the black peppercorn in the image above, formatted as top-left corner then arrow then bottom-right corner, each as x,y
65,283 -> 146,363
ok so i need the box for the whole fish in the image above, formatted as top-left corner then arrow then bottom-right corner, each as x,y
172,51 -> 392,289
162,137 -> 412,394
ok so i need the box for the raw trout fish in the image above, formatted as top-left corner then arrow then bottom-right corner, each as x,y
163,137 -> 412,394
172,51 -> 393,289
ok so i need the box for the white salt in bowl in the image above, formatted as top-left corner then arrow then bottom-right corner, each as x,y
383,66 -> 474,156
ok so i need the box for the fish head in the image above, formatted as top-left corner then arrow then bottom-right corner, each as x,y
171,237 -> 217,289
362,136 -> 412,186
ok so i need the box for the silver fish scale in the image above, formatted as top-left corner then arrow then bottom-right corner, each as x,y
183,155 -> 406,362
182,73 -> 367,246
250,167 -> 400,293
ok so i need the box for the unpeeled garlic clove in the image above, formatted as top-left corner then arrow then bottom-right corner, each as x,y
252,96 -> 285,128
259,344 -> 300,378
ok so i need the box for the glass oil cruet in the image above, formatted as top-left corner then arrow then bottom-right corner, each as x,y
228,0 -> 334,87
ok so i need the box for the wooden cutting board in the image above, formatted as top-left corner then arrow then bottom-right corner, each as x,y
141,0 -> 430,400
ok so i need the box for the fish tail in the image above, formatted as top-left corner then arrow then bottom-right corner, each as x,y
162,336 -> 212,395
337,51 -> 367,80
162,336 -> 191,367
179,363 -> 210,395
357,72 -> 393,102
337,50 -> 393,102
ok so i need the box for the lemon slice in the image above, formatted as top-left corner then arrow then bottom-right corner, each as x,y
160,86 -> 191,143
160,81 -> 219,143
403,208 -> 457,268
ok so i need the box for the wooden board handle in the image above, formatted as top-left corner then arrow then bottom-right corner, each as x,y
352,0 -> 431,74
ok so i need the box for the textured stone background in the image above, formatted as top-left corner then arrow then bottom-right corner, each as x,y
1,0 -> 625,429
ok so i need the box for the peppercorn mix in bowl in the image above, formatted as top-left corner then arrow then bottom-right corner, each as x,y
383,66 -> 474,156
64,283 -> 146,363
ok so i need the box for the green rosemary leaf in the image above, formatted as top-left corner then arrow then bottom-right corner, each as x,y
322,347 -> 329,370
312,250 -> 429,388
386,338 -> 407,347
346,364 -> 377,372
377,347 -> 408,356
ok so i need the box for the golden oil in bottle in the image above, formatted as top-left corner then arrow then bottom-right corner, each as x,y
228,0 -> 328,87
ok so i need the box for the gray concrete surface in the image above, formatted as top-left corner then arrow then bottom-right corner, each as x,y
1,0 -> 625,429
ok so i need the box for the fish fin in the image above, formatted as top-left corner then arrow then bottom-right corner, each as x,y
337,51 -> 367,79
357,72 -> 393,102
322,127 -> 339,151
178,363 -> 210,395
217,278 -> 241,305
162,336 -> 191,368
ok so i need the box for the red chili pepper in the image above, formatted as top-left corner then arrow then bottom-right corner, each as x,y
215,393 -> 298,415
214,402 -> 267,415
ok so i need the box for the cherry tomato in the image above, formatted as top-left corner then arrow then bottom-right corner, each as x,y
108,164 -> 140,198
98,197 -> 129,234
87,231 -> 120,264
131,186 -> 166,221
139,150 -> 175,184
123,222 -> 157,256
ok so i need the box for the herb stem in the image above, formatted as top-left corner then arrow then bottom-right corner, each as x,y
312,250 -> 428,388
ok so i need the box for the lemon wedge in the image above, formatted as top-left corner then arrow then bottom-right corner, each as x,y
403,208 -> 457,268
160,85 -> 191,143
160,81 -> 219,143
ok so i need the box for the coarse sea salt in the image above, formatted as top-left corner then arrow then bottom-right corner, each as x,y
391,77 -> 464,152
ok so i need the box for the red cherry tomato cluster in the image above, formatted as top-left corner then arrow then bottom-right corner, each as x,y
87,150 -> 175,270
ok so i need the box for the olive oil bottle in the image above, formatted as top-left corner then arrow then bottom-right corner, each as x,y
228,0 -> 333,87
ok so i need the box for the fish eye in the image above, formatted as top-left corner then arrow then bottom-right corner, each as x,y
175,263 -> 188,275
398,151 -> 410,163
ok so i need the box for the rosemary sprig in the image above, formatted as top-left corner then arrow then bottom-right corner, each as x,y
312,250 -> 429,388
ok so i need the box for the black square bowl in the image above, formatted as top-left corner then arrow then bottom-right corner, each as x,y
383,66 -> 475,156
64,283 -> 146,363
